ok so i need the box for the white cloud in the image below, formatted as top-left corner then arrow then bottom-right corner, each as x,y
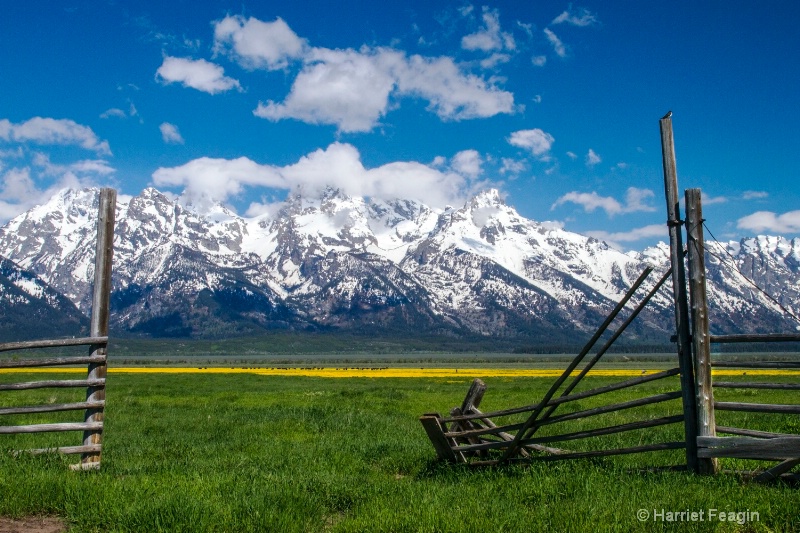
152,142 -> 472,210
396,54 -> 516,121
566,151 -> 577,160
624,187 -> 656,212
0,163 -> 103,223
552,187 -> 656,217
552,7 -> 599,27
543,28 -> 566,58
552,191 -> 621,216
256,45 -> 515,132
213,15 -> 307,70
31,152 -> 115,177
701,193 -> 728,205
159,122 -> 185,144
507,129 -> 555,160
156,56 -> 241,94
254,47 -> 399,133
100,108 -> 127,119
737,210 -> 800,233
451,150 -> 482,178
585,148 -> 601,166
461,8 -> 515,53
1,117 -> 111,155
500,157 -> 526,175
531,55 -> 547,67
742,190 -> 768,200
586,224 -> 666,250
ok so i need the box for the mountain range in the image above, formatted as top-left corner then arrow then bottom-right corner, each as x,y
0,187 -> 798,343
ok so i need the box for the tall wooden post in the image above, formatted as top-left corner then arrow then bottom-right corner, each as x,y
684,188 -> 718,474
659,112 -> 699,473
81,188 -> 116,467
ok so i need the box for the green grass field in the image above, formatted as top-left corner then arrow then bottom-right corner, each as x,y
1,370 -> 798,532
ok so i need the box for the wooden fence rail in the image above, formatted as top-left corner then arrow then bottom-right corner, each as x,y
420,114 -> 799,483
0,188 -> 116,469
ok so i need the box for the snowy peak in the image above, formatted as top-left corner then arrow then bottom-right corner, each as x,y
0,186 -> 797,339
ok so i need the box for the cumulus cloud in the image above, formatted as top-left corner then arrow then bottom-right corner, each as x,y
507,129 -> 555,160
213,15 -> 307,70
256,46 -> 515,132
461,8 -> 515,52
1,117 -> 111,155
552,7 -> 599,27
254,47 -> 399,132
159,122 -> 185,144
0,159 -> 109,223
152,142 -> 472,210
552,187 -> 656,217
543,28 -> 566,58
450,150 -> 483,178
500,157 -> 526,175
737,210 -> 800,233
156,56 -> 241,94
585,148 -> 601,166
742,190 -> 768,200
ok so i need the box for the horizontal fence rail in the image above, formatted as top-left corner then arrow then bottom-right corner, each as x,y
710,333 -> 800,344
0,421 -> 103,435
0,379 -> 106,392
0,336 -> 108,354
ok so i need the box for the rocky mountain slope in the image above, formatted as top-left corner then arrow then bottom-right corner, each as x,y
0,187 -> 797,341
0,255 -> 88,342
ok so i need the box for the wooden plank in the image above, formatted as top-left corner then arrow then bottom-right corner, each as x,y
456,415 -> 684,454
753,458 -> 800,483
0,401 -> 105,416
0,354 -> 106,369
468,442 -> 687,466
697,436 -> 800,460
716,426 -> 793,439
685,188 -> 717,475
711,361 -> 800,369
448,391 -> 683,440
498,265 -> 655,461
714,382 -> 800,390
660,111 -> 699,474
0,379 -> 105,391
714,401 -> 800,414
539,391 -> 683,426
711,333 -> 800,344
0,336 -> 108,354
460,379 -> 486,413
442,368 -> 682,424
16,444 -> 102,456
82,187 -> 116,467
419,414 -> 459,462
539,268 -> 670,425
0,421 -> 103,434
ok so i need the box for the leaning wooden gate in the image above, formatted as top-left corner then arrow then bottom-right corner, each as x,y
421,115 -> 800,481
0,188 -> 116,470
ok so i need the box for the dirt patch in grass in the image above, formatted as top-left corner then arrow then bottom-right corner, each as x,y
0,517 -> 67,533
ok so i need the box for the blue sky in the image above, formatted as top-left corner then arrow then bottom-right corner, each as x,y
1,1 -> 799,249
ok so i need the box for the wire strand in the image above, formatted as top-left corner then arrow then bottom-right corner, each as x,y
700,222 -> 800,325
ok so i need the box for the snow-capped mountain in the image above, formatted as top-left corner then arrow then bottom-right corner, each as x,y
0,255 -> 88,342
0,187 -> 797,340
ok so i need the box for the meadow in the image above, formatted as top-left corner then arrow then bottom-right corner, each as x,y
0,366 -> 798,532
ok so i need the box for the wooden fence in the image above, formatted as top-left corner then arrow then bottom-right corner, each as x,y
421,114 -> 799,482
0,188 -> 116,470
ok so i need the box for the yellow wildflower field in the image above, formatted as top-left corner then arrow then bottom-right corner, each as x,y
1,367 -> 798,378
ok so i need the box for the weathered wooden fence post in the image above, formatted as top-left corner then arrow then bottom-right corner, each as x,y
684,188 -> 718,474
659,112 -> 699,473
81,188 -> 116,468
